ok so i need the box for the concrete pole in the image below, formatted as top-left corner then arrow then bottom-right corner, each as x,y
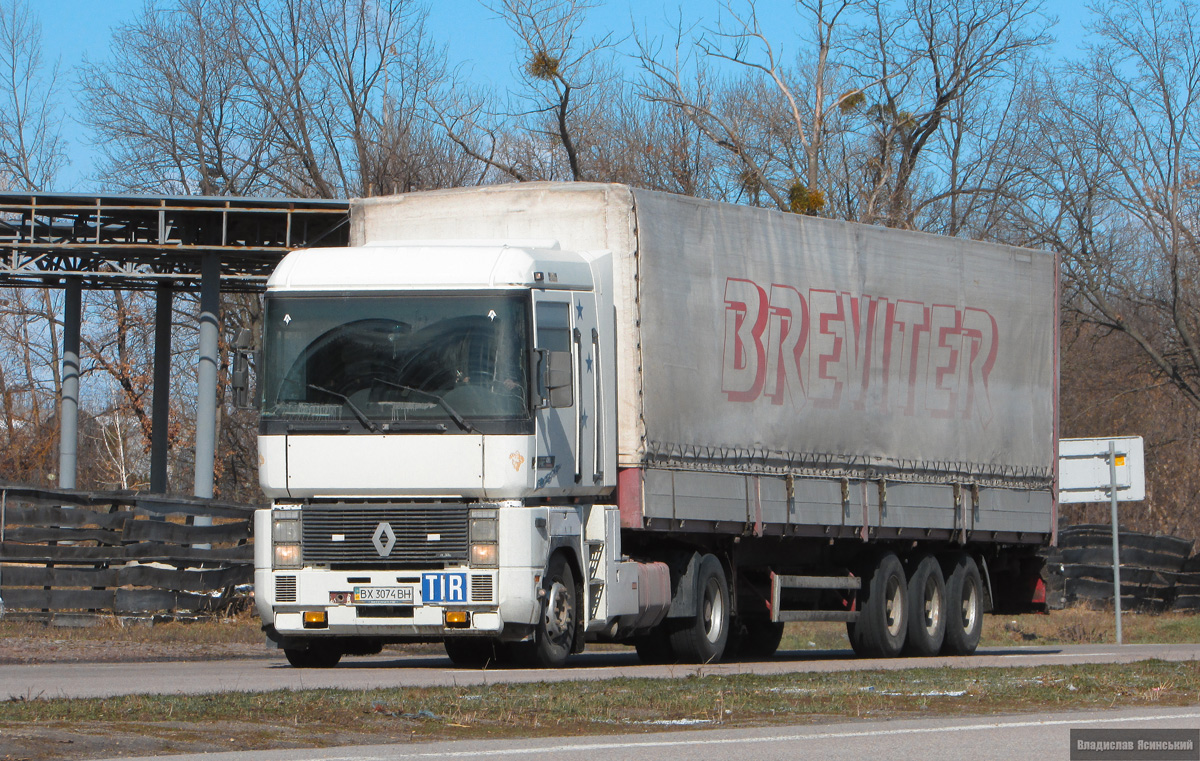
150,284 -> 173,494
57,279 -> 82,490
193,255 -> 220,500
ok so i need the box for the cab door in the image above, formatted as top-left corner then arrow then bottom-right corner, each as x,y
531,292 -> 576,492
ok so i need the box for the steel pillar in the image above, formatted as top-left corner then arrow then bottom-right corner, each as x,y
193,255 -> 220,499
57,279 -> 82,490
150,285 -> 173,493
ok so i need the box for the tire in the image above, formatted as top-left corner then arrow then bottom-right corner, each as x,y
942,553 -> 983,655
847,552 -> 908,658
513,553 -> 578,668
904,555 -> 946,657
667,554 -> 730,663
736,620 -> 785,660
284,645 -> 342,668
633,625 -> 676,664
444,637 -> 507,668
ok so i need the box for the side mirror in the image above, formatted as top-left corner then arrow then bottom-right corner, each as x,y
231,328 -> 256,410
534,348 -> 574,409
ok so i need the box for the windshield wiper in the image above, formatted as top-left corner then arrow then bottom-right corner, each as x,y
307,384 -> 381,433
369,378 -> 476,433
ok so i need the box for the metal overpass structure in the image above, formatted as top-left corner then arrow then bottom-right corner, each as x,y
0,192 -> 351,497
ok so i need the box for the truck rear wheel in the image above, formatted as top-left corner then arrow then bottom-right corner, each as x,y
513,553 -> 578,668
283,645 -> 341,668
904,555 -> 946,657
942,553 -> 983,655
847,552 -> 908,658
667,554 -> 730,663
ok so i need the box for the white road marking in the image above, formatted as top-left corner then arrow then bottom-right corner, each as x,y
303,710 -> 1200,760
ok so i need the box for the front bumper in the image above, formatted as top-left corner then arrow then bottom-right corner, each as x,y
256,567 -> 533,639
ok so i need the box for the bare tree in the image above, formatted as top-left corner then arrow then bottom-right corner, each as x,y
1032,0 -> 1200,411
639,1 -> 867,213
846,0 -> 1051,227
81,0 -> 273,195
82,0 -> 467,198
0,0 -> 64,191
427,0 -> 622,183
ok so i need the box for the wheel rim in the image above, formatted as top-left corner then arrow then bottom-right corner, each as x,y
702,576 -> 726,644
960,576 -> 979,633
544,578 -> 573,641
922,575 -> 942,636
884,574 -> 904,637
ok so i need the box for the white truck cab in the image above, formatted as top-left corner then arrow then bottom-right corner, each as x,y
253,240 -> 661,668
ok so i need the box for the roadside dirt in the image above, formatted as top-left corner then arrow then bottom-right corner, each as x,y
0,617 -> 274,666
0,636 -> 274,665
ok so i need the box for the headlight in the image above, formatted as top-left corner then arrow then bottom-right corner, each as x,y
470,543 -> 498,567
274,543 -> 301,568
273,512 -> 302,569
273,516 -> 301,542
469,510 -> 498,568
469,516 -> 498,543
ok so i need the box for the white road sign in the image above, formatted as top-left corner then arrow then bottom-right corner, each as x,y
1059,436 -> 1145,504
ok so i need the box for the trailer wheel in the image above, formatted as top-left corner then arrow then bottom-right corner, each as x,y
942,553 -> 983,655
514,553 -> 577,668
847,552 -> 908,658
668,554 -> 730,663
444,637 -> 507,668
284,645 -> 341,668
904,555 -> 946,656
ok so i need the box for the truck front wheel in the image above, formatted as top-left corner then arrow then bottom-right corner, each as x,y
668,554 -> 730,663
514,553 -> 578,668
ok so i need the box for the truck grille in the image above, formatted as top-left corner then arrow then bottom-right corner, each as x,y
301,504 -> 470,568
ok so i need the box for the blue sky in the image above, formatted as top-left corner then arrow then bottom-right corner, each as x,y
40,0 -> 1092,192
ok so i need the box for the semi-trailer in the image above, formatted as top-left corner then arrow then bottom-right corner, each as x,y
250,182 -> 1057,667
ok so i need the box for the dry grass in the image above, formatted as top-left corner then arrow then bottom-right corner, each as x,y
777,607 -> 1200,652
2,661 -> 1199,761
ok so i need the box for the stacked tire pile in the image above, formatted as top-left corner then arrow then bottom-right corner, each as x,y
1042,524 -> 1197,611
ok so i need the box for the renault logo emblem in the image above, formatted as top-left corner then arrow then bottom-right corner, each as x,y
372,522 -> 396,556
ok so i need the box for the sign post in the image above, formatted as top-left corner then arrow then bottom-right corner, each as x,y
1058,436 -> 1145,645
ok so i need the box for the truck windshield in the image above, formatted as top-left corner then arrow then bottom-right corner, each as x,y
261,293 -> 531,433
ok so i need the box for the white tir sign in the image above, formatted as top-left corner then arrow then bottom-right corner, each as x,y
1058,436 -> 1146,504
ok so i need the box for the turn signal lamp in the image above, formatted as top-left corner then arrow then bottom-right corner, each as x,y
445,611 -> 469,627
303,611 -> 327,628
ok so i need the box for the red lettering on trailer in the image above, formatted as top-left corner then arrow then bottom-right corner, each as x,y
719,277 -> 998,425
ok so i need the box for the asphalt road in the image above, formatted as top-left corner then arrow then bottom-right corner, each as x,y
4,643 -> 1200,700
82,706 -> 1200,761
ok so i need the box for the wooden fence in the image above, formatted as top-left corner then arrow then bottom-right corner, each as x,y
1043,524 -> 1199,612
0,484 -> 257,619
